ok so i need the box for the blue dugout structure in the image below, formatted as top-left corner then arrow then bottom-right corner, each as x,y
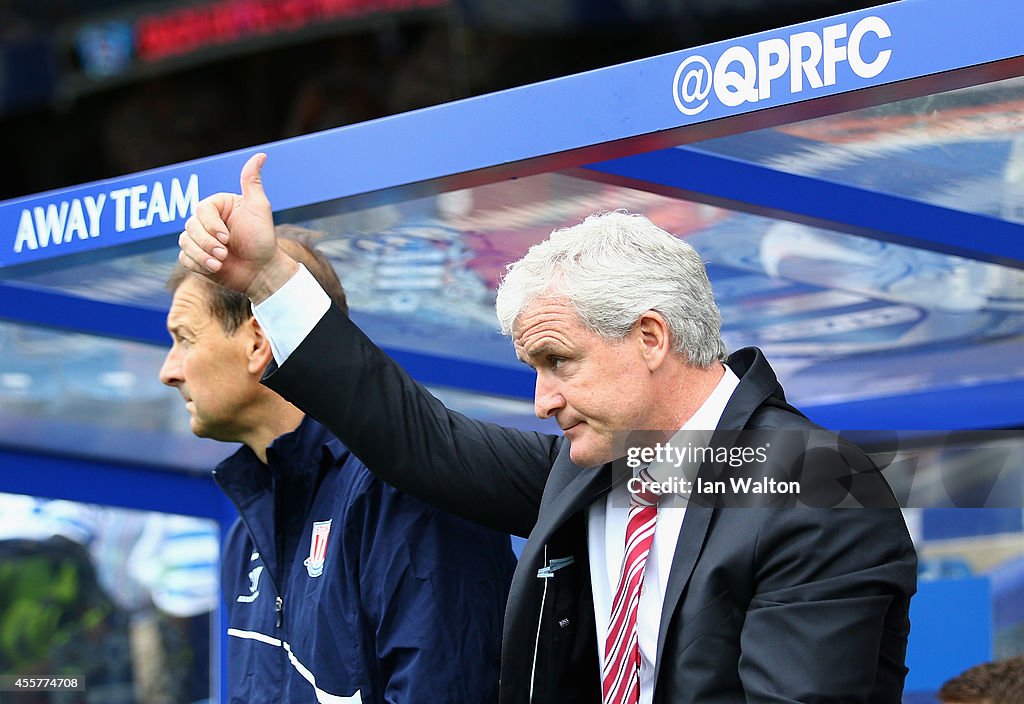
1,0 -> 1023,699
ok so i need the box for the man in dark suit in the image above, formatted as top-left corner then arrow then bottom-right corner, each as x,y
178,153 -> 917,703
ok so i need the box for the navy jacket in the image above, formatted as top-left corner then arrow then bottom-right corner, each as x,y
214,416 -> 517,704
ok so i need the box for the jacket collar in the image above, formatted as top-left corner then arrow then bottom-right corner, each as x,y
213,416 -> 346,505
716,346 -> 791,426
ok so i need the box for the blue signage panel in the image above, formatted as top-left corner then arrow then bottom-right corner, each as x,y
905,577 -> 992,692
1,0 -> 1021,270
0,158 -> 248,270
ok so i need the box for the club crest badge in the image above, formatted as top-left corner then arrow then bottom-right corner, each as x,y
303,519 -> 332,578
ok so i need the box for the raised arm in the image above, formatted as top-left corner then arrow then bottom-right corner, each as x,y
179,154 -> 558,536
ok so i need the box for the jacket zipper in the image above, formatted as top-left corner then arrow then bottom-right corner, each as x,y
214,469 -> 290,699
213,470 -> 286,630
529,546 -> 550,704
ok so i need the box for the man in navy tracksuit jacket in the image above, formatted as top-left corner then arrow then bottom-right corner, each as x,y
214,416 -> 516,703
160,233 -> 516,703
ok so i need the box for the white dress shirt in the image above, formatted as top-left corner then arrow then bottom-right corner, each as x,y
253,265 -> 741,703
588,367 -> 738,704
251,264 -> 330,365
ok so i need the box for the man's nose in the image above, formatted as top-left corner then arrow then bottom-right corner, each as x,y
533,373 -> 565,420
159,346 -> 182,387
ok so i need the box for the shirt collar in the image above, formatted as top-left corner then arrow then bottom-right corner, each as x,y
680,362 -> 741,432
639,363 -> 741,487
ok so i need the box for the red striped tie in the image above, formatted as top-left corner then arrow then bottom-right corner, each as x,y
602,469 -> 659,704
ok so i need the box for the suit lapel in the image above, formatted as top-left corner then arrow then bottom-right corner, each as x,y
652,347 -> 785,687
530,457 -> 613,547
652,500 -> 713,681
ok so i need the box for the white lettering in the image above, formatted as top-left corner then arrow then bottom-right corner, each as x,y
14,209 -> 37,253
822,23 -> 848,86
673,54 -> 713,115
790,31 -> 824,93
65,199 -> 89,242
110,188 -> 131,232
731,477 -> 753,493
682,66 -> 707,104
169,175 -> 200,221
757,38 -> 789,100
33,202 -> 69,248
714,45 -> 758,108
12,177 -> 197,258
729,477 -> 800,494
83,194 -> 105,237
849,16 -> 892,78
129,185 -> 148,230
145,181 -> 169,226
698,478 -> 725,494
673,15 -> 892,116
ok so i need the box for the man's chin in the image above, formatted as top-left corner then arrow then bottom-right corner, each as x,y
190,419 -> 241,445
568,442 -> 613,469
189,418 -> 216,440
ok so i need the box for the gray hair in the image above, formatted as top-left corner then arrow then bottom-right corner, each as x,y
494,211 -> 727,367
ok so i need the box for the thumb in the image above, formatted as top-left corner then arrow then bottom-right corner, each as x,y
239,152 -> 270,208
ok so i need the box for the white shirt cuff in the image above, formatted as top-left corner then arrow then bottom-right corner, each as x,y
251,264 -> 331,365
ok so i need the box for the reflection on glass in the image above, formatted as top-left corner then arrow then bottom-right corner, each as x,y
694,75 -> 1024,220
0,321 -> 223,471
8,147 -> 1024,414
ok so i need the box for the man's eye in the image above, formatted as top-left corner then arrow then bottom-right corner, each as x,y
549,357 -> 565,369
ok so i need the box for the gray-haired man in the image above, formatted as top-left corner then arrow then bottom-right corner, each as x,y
179,153 -> 916,704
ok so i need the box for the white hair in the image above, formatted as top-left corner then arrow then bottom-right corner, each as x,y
495,211 -> 726,367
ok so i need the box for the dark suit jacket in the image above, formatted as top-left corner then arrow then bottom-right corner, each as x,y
265,306 -> 917,704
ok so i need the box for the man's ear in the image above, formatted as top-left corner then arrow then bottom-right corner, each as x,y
245,316 -> 274,375
635,310 -> 672,372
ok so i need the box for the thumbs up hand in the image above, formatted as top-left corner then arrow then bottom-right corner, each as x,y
178,153 -> 298,303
